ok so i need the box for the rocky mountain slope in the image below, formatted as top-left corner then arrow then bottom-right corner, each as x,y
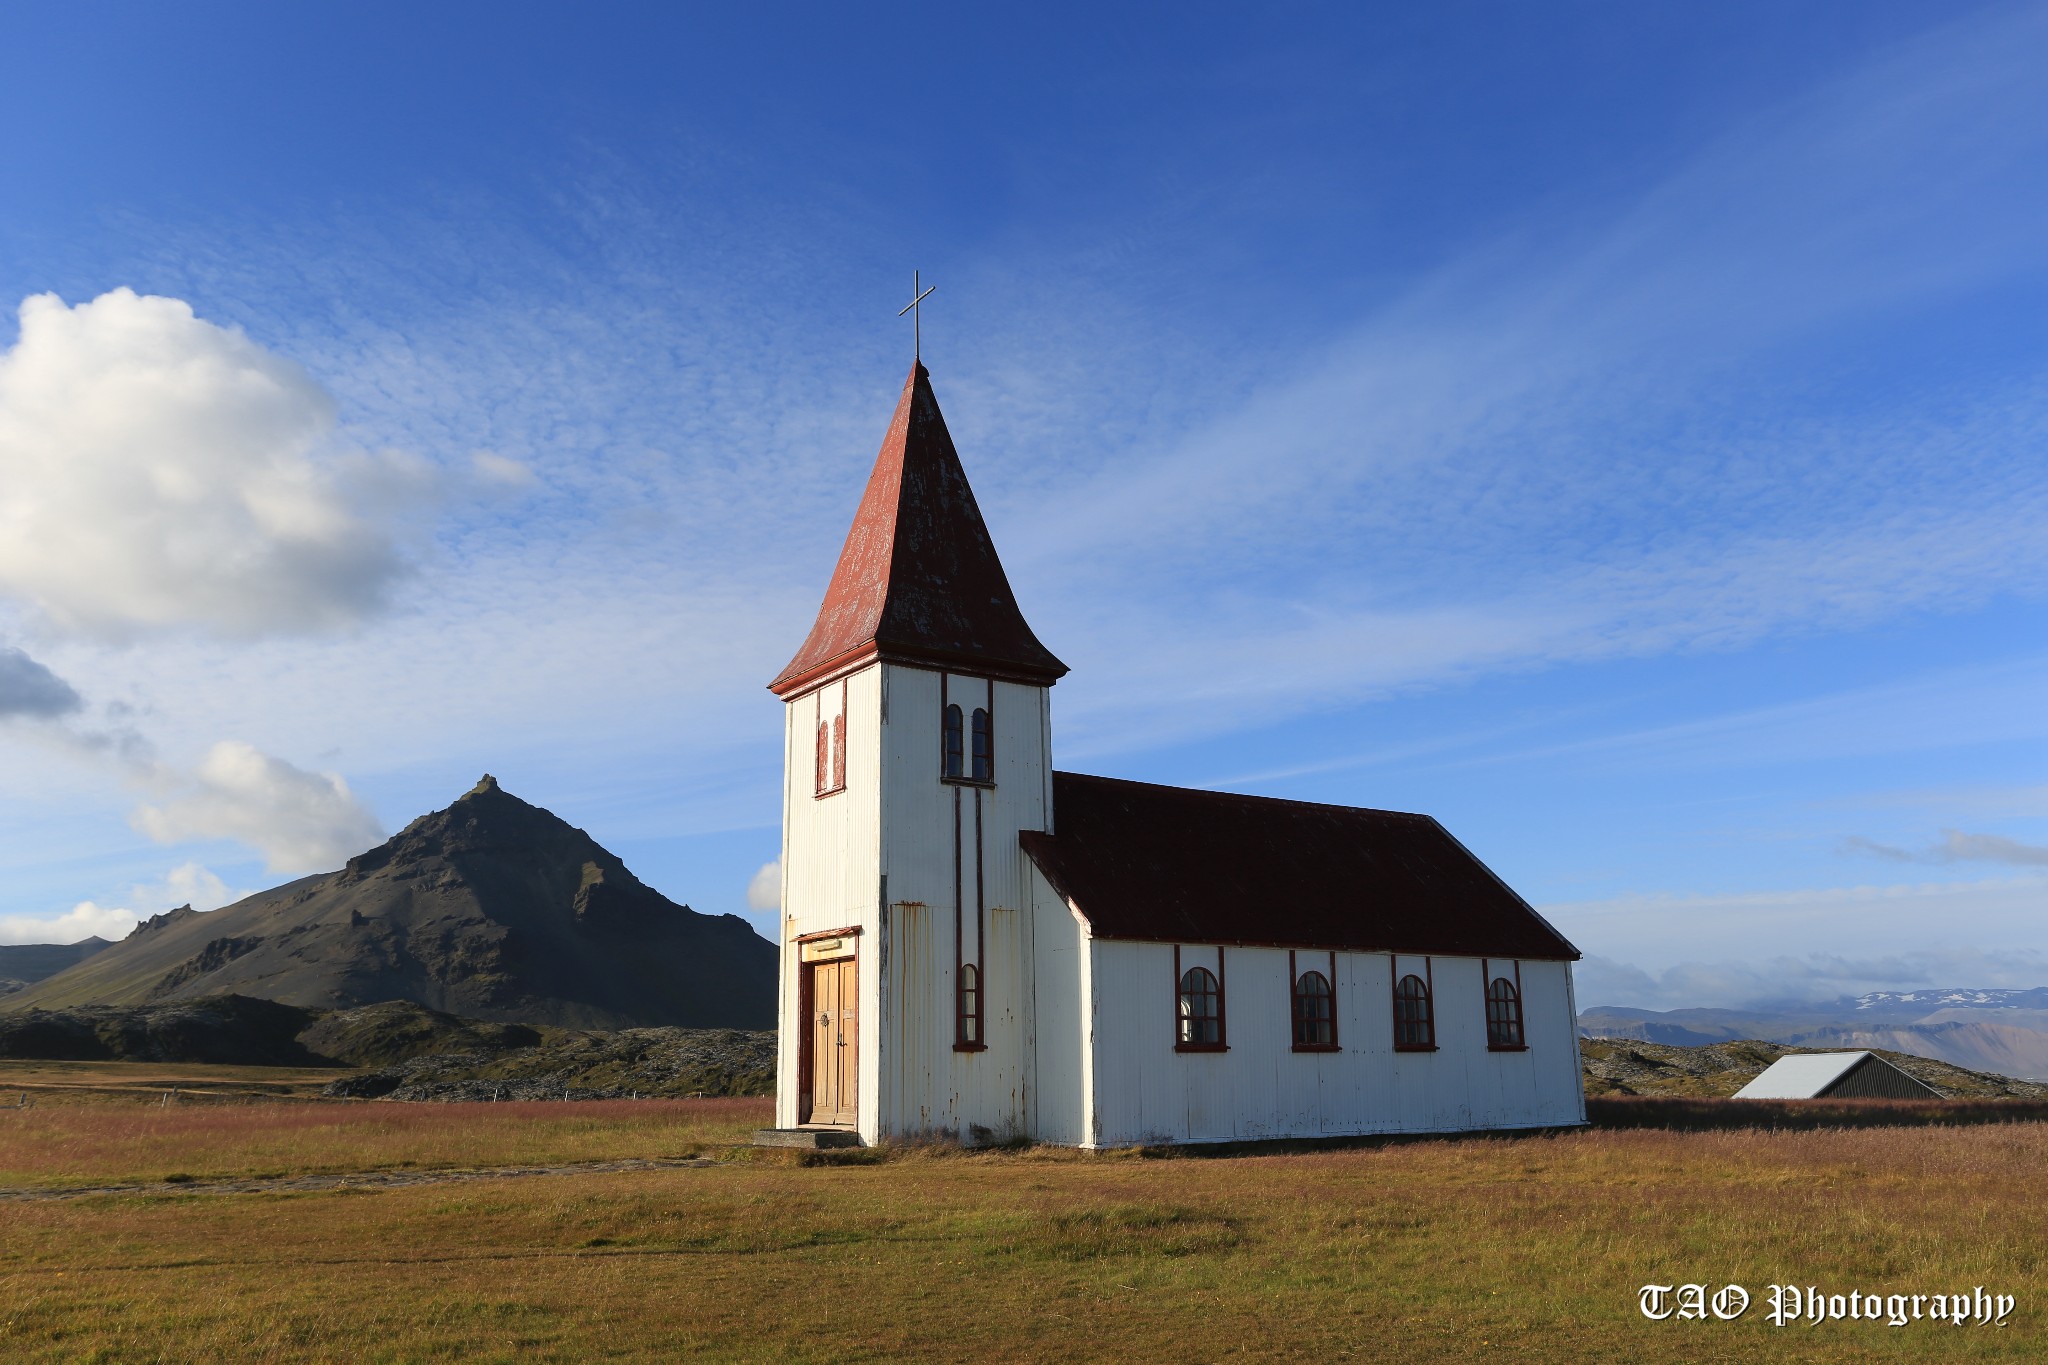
1581,990 -> 2048,1080
0,992 -> 772,1096
2,777 -> 774,1029
1581,1037 -> 2048,1100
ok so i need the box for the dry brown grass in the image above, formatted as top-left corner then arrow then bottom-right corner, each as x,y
1,1102 -> 2043,1361
0,1097 -> 768,1188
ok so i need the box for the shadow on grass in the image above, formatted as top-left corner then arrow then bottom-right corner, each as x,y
1588,1096 -> 2048,1131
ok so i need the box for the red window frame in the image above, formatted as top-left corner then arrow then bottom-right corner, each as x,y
955,962 -> 984,1050
1173,944 -> 1228,1052
1392,957 -> 1436,1051
1290,949 -> 1339,1052
1484,959 -> 1526,1051
812,682 -> 847,798
941,675 -> 996,788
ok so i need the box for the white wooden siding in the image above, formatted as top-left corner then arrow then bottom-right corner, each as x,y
1083,940 -> 1584,1148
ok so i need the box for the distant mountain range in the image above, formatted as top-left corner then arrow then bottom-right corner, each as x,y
0,938 -> 112,996
1,776 -> 774,1030
1581,989 -> 2048,1080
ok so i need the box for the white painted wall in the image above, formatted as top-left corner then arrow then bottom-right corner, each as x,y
871,666 -> 1051,1141
773,664 -> 884,1131
1082,940 -> 1584,1148
777,661 -> 1055,1142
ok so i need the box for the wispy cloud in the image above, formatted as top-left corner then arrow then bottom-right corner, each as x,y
1845,830 -> 2048,868
1576,945 -> 2048,1013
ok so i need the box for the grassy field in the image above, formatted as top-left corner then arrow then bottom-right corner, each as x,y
0,1087 -> 2042,1361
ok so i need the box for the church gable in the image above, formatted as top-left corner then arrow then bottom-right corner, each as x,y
1020,772 -> 1579,960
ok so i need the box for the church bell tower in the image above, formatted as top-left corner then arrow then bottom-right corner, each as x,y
766,362 -> 1067,1142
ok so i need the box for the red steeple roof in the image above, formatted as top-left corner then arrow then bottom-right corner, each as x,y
769,362 -> 1067,697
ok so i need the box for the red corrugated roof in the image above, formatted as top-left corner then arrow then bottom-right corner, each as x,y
769,363 -> 1068,697
1022,772 -> 1580,959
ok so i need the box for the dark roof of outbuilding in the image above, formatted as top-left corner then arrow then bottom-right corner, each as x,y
1020,772 -> 1580,960
769,362 -> 1067,697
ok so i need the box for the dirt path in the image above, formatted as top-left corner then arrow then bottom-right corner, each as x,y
0,1155 -> 717,1202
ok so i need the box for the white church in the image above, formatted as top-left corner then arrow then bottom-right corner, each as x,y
766,362 -> 1586,1148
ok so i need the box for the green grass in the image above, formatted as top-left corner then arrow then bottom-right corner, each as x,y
0,1093 -> 2043,1361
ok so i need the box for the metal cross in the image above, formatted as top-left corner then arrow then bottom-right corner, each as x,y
897,270 -> 935,361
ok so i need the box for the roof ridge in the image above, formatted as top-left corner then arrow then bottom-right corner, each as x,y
1052,769 -> 1433,822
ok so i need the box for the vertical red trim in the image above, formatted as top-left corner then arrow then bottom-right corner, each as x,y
974,787 -> 985,1009
952,784 -> 963,1044
1288,948 -> 1296,1041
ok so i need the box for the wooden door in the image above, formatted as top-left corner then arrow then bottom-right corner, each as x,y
806,958 -> 858,1126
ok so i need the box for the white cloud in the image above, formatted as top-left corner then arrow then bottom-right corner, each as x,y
0,288 -> 419,638
745,859 -> 781,911
132,740 -> 385,872
0,644 -> 81,719
470,450 -> 537,489
0,899 -> 140,947
0,861 -> 243,946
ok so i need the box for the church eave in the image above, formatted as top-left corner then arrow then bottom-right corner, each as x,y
768,639 -> 1067,699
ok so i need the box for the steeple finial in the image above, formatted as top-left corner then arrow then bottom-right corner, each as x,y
897,270 -> 935,362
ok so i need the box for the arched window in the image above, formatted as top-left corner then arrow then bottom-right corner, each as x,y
1394,973 -> 1434,1050
957,963 -> 982,1047
1292,970 -> 1334,1048
831,712 -> 846,791
1177,966 -> 1222,1048
815,718 -> 831,795
970,707 -> 992,782
1486,976 -> 1524,1050
942,703 -> 964,779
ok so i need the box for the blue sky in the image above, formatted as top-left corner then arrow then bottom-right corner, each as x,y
1,1 -> 2044,1011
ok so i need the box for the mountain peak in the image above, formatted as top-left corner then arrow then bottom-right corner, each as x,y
467,773 -> 501,797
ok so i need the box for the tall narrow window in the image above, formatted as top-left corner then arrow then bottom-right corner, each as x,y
815,718 -> 831,795
1292,970 -> 1335,1049
1486,976 -> 1525,1050
970,707 -> 992,782
1394,973 -> 1435,1050
1177,966 -> 1223,1049
957,963 -> 982,1048
831,712 -> 846,792
942,703 -> 964,778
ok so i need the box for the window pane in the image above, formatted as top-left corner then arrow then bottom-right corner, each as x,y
1179,967 -> 1219,1045
970,708 -> 992,782
942,703 -> 963,778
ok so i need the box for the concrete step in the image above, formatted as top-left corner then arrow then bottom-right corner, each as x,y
753,1127 -> 865,1150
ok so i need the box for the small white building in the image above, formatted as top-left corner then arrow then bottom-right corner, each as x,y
1733,1051 -> 1940,1100
767,362 -> 1586,1147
